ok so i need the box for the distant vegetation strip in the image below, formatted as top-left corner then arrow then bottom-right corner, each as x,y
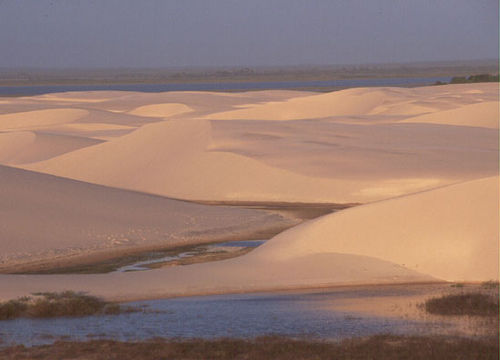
0,60 -> 497,86
434,73 -> 499,85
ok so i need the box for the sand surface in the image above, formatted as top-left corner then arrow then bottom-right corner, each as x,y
0,176 -> 496,301
0,165 -> 292,271
250,176 -> 499,282
6,83 -> 494,203
0,83 -> 497,301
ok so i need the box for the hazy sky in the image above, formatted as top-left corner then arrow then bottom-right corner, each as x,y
0,0 -> 498,68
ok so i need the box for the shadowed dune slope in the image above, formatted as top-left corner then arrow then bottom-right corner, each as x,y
0,165 -> 286,268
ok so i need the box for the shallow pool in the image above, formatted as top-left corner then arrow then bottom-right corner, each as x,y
0,287 -> 456,347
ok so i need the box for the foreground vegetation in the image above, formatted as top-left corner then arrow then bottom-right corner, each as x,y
0,335 -> 498,360
0,292 -> 132,320
423,292 -> 499,317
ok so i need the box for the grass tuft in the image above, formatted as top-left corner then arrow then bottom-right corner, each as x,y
0,291 -> 133,320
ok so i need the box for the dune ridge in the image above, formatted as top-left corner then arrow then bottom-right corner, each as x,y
250,176 -> 499,282
0,108 -> 88,131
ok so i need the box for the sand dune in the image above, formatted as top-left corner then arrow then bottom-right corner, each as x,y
128,103 -> 193,118
209,120 -> 497,181
400,101 -> 499,128
0,165 -> 289,270
204,84 -> 498,121
0,131 -> 102,165
0,108 -> 88,131
0,83 -> 497,301
0,252 -> 434,302
13,84 -> 497,204
24,119 -> 376,203
205,88 -> 400,120
1,176 -> 495,301
251,176 -> 499,282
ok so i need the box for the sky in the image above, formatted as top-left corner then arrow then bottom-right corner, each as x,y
0,0 -> 498,68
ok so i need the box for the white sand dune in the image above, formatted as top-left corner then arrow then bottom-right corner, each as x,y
0,165 -> 288,269
14,84 -> 497,203
205,88 -> 399,120
23,119 -> 374,203
0,83 -> 497,301
0,176 -> 495,301
209,119 -> 497,181
0,108 -> 88,131
204,84 -> 498,121
0,131 -> 102,165
400,101 -> 499,129
58,122 -> 136,131
26,118 -> 470,203
32,91 -> 131,103
251,176 -> 499,282
128,103 -> 193,118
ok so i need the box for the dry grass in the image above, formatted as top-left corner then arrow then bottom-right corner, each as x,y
423,292 -> 499,317
0,291 -> 133,320
0,335 -> 498,360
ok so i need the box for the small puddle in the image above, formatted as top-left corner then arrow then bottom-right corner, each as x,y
115,240 -> 266,272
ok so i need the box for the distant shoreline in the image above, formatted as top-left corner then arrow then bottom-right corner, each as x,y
1,59 -> 497,87
0,76 -> 452,96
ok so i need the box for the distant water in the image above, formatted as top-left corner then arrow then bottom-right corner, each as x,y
0,76 -> 451,96
115,240 -> 267,273
0,288 -> 452,347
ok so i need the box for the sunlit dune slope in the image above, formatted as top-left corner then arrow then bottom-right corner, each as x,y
24,119 -> 379,203
0,131 -> 102,165
204,83 -> 499,121
1,83 -> 496,204
128,103 -> 193,118
0,108 -> 88,131
250,176 -> 500,282
400,101 -> 499,129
